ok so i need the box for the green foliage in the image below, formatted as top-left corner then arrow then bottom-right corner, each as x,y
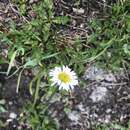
0,99 -> 6,113
1,0 -> 71,71
19,0 -> 26,15
0,0 -> 88,77
87,1 -> 130,70
21,102 -> 59,130
97,121 -> 130,130
21,83 -> 59,130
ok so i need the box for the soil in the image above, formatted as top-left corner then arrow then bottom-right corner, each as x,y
48,66 -> 130,130
0,64 -> 31,130
0,0 -> 130,130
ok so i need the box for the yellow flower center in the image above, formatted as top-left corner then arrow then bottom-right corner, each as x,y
58,72 -> 71,83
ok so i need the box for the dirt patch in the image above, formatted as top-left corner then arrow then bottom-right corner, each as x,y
0,64 -> 31,130
48,66 -> 130,130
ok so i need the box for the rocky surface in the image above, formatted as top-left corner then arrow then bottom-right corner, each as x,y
48,65 -> 130,130
0,64 -> 31,130
1,65 -> 130,130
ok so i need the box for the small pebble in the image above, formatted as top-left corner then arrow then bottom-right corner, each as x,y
90,87 -> 107,102
9,112 -> 17,119
73,8 -> 84,14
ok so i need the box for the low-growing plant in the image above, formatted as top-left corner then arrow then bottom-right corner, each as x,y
97,121 -> 130,130
0,99 -> 6,113
86,0 -> 130,70
21,102 -> 59,130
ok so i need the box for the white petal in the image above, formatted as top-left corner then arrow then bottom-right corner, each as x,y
55,67 -> 62,72
63,66 -> 71,72
70,71 -> 77,77
60,82 -> 69,90
69,85 -> 74,90
57,80 -> 62,86
51,82 -> 56,86
71,80 -> 78,85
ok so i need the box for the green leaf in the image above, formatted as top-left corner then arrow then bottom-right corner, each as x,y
0,99 -> 6,105
42,52 -> 60,60
24,59 -> 38,68
7,50 -> 17,76
123,44 -> 130,55
0,106 -> 6,113
44,0 -> 53,9
53,16 -> 70,25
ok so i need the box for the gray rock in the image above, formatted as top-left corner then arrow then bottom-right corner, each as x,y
68,111 -> 80,124
83,66 -> 105,81
90,86 -> 107,102
9,112 -> 17,119
83,65 -> 117,82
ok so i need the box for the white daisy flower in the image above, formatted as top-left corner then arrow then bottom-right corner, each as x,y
49,66 -> 78,91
